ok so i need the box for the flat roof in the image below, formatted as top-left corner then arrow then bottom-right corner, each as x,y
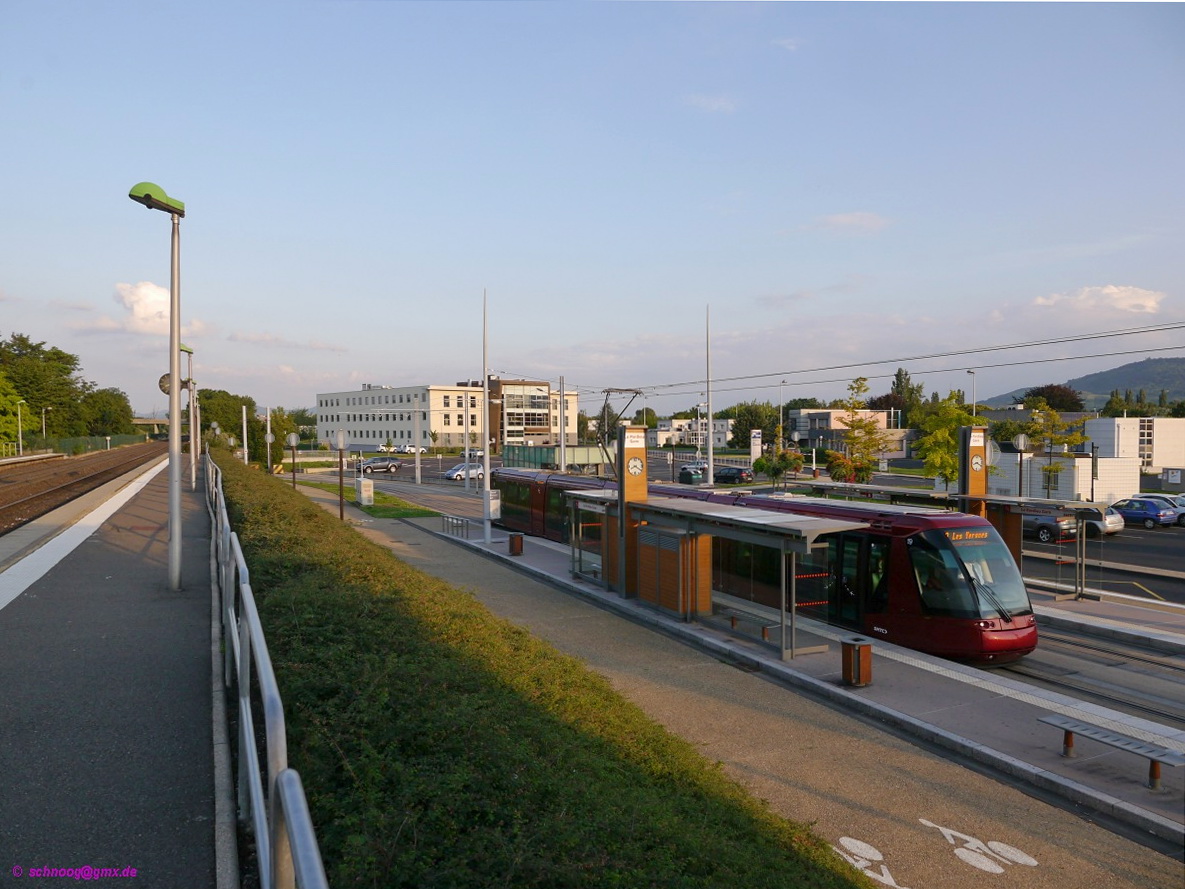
569,491 -> 868,553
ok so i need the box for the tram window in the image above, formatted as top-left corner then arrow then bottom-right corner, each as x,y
909,533 -> 976,618
867,540 -> 889,614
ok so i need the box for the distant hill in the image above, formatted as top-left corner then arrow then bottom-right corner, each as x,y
983,357 -> 1185,408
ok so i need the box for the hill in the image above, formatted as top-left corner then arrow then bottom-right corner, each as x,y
983,357 -> 1185,408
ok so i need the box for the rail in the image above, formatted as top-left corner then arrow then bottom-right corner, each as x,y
442,514 -> 472,538
205,454 -> 329,889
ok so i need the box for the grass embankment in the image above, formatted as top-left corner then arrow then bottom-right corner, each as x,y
214,454 -> 872,889
295,479 -> 437,519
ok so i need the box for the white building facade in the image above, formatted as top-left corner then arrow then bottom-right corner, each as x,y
315,380 -> 576,452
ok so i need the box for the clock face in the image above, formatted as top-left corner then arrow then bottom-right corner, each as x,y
627,457 -> 644,476
971,455 -> 984,472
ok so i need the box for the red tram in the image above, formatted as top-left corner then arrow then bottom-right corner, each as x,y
492,468 -> 1037,664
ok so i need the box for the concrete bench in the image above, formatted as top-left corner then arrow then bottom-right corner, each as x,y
1038,714 -> 1185,791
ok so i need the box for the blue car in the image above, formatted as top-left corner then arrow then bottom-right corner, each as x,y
1110,497 -> 1178,529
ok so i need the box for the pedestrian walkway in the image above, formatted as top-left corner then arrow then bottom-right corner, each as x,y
299,484 -> 1185,855
0,459 -> 226,886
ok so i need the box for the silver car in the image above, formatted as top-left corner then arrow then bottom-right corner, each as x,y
1021,512 -> 1078,544
444,462 -> 484,481
1084,507 -> 1124,538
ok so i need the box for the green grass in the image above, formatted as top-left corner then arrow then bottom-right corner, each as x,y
215,454 -> 874,889
295,479 -> 438,519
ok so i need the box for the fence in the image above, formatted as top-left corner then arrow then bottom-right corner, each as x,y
205,454 -> 329,889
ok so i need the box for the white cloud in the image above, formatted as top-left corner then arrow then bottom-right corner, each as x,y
72,281 -> 210,336
227,331 -> 347,352
814,212 -> 891,234
1033,285 -> 1165,314
684,94 -> 736,113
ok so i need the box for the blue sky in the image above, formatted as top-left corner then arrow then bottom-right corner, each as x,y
3,2 -> 1182,417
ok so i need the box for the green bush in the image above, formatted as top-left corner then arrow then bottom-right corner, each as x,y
214,453 -> 871,888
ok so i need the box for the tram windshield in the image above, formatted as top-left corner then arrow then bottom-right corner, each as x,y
909,527 -> 1030,620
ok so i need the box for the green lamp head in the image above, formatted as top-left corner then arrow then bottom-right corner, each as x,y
128,181 -> 185,217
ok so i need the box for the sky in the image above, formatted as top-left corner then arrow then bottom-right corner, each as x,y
2,1 -> 1183,419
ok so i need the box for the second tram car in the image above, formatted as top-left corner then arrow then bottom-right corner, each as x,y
492,468 -> 1036,663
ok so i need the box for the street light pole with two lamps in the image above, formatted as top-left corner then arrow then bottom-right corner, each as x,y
128,181 -> 185,591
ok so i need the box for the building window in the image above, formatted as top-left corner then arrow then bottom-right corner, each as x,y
444,415 -> 450,426
444,395 -> 451,407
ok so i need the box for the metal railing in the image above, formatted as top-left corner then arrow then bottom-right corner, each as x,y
442,514 -> 472,538
206,454 -> 329,889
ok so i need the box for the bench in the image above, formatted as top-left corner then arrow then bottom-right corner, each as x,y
718,608 -> 781,642
1038,714 -> 1185,791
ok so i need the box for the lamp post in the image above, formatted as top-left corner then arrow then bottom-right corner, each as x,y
779,379 -> 786,451
967,370 -> 977,418
129,181 -> 185,591
42,406 -> 53,438
16,399 -> 26,456
180,343 -> 196,490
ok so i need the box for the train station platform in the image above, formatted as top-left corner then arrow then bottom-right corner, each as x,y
0,459 -> 228,886
296,485 -> 1185,856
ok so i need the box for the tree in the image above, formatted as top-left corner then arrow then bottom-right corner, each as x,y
725,401 -> 778,449
0,332 -> 95,436
912,394 -> 977,488
784,397 -> 823,410
197,389 -> 257,437
79,388 -> 136,436
1023,384 -> 1084,412
836,378 -> 891,482
754,448 -> 804,490
889,367 -> 925,426
1027,398 -> 1088,496
0,370 -> 29,444
632,407 -> 658,429
248,407 -> 297,469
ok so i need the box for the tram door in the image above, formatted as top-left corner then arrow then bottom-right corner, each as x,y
828,534 -> 888,629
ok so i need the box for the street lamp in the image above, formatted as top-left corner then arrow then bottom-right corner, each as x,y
181,343 -> 197,490
128,180 -> 185,591
967,370 -> 977,418
779,379 -> 786,451
42,406 -> 53,438
16,399 -> 26,456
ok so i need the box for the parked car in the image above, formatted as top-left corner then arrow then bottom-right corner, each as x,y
1135,493 -> 1185,526
463,449 -> 484,459
395,444 -> 427,454
680,461 -> 708,474
444,462 -> 484,481
1020,512 -> 1078,543
678,466 -> 705,485
1084,506 -> 1124,538
1110,497 -> 1178,529
377,444 -> 398,453
361,456 -> 402,475
714,466 -> 754,485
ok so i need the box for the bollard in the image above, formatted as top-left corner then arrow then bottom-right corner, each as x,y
841,637 -> 872,687
509,533 -> 524,556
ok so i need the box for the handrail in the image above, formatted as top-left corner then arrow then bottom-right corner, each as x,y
204,454 -> 329,889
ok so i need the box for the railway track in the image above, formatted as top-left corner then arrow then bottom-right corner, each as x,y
1000,628 -> 1185,729
0,442 -> 167,535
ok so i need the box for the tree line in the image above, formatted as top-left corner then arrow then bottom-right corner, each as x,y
0,332 -> 138,443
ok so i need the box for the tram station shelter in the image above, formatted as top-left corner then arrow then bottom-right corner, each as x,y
564,488 -> 867,659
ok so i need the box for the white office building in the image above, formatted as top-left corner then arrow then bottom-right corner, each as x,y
315,379 -> 576,452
